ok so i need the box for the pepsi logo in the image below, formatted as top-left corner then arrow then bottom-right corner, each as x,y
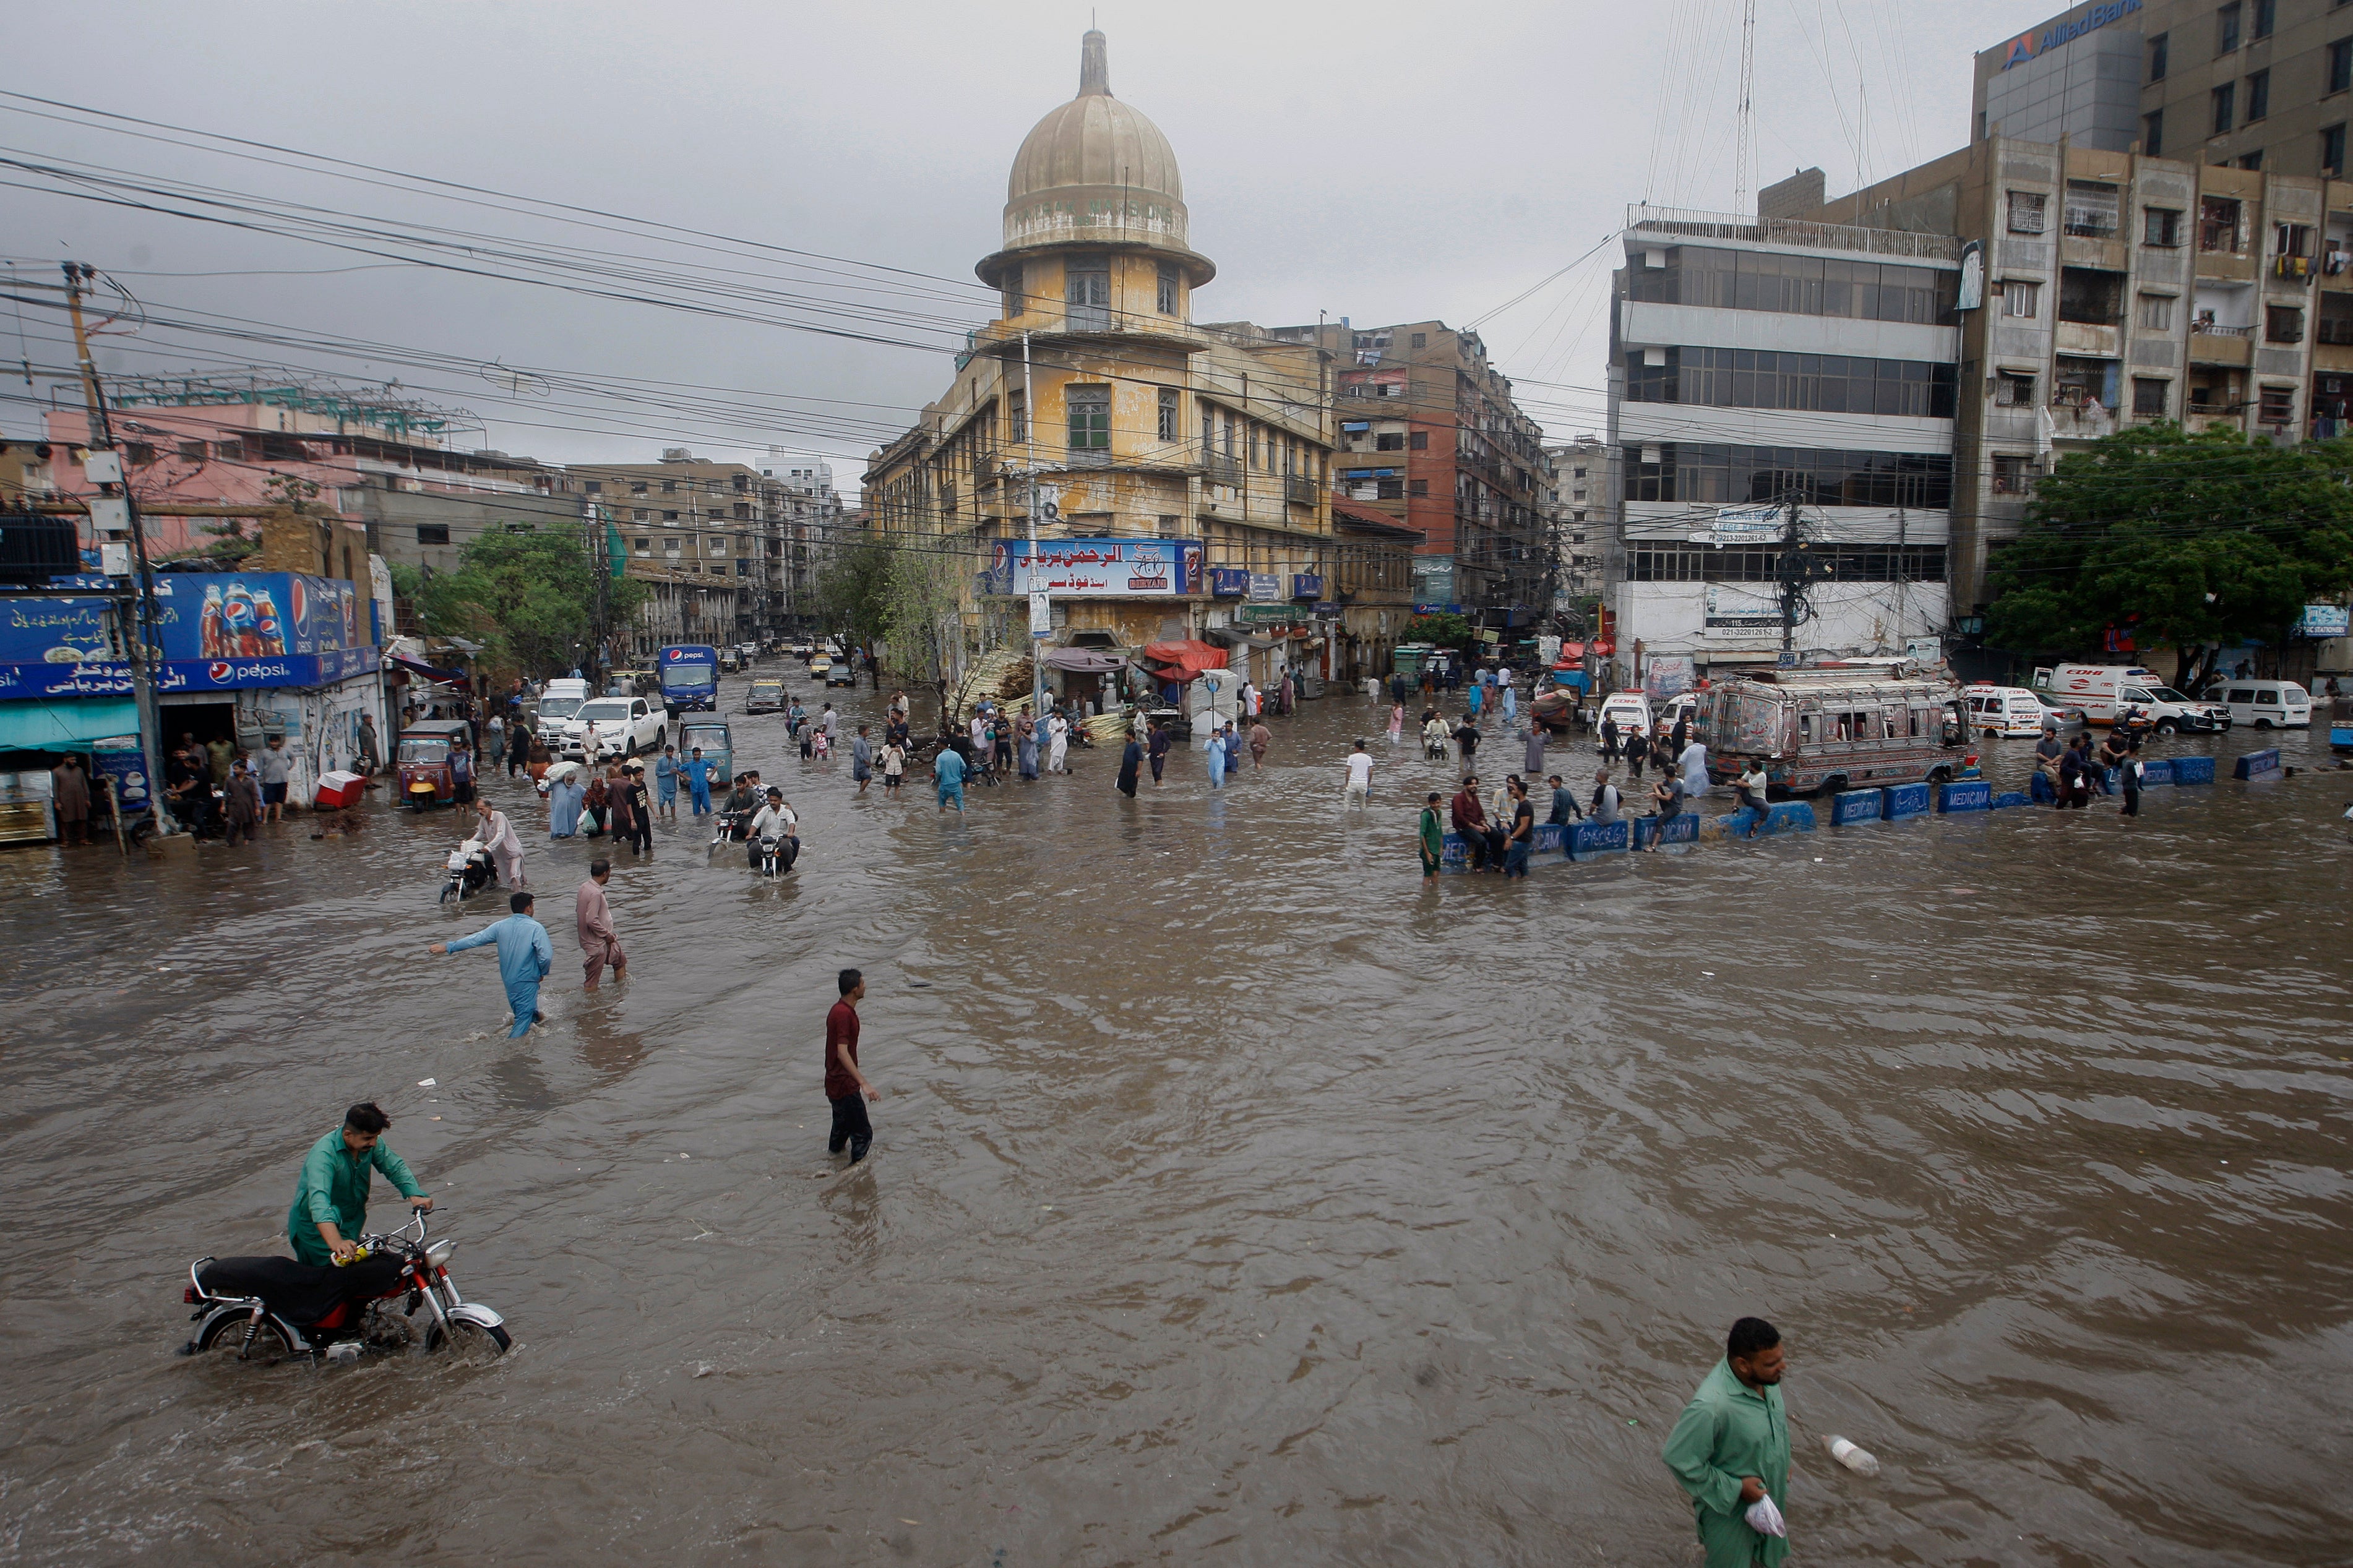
207,661 -> 233,681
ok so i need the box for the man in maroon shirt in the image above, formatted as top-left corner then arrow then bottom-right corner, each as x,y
825,968 -> 877,1162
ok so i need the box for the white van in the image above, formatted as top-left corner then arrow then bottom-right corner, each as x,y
1963,685 -> 2055,737
1598,690 -> 1654,740
2035,664 -> 2229,733
2203,679 -> 2312,728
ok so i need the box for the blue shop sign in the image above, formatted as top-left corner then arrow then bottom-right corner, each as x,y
1209,567 -> 1250,598
0,645 -> 381,698
1291,573 -> 1325,599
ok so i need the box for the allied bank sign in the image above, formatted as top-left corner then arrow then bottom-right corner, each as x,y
2002,0 -> 2140,69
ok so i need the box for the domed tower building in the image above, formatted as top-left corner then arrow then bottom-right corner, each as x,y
867,32 -> 1377,700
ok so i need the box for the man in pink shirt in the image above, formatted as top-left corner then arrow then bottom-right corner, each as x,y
576,860 -> 626,990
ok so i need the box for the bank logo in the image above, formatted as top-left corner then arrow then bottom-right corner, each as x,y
2003,31 -> 2037,67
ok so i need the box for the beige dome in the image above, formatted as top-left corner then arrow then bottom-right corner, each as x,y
998,31 -> 1198,265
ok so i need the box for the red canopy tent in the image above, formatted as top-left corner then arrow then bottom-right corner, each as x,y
1139,639 -> 1228,684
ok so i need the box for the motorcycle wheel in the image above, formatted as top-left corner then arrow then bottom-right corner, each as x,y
426,1317 -> 511,1364
439,882 -> 455,904
194,1311 -> 300,1365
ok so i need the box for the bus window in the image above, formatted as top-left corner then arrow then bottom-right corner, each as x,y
1882,709 -> 1901,739
1799,714 -> 1815,744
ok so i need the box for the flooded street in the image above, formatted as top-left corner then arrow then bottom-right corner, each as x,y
4,675 -> 2350,1566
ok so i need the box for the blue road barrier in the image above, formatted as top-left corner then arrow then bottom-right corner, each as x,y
1531,822 -> 1567,856
1758,802 -> 1817,836
1632,812 -> 1700,847
1831,789 -> 1882,825
1568,820 -> 1630,858
1440,833 -> 1469,870
1937,779 -> 1993,813
2234,748 -> 2282,780
2172,755 -> 2214,784
1991,790 -> 2030,809
2138,758 -> 2173,786
1882,782 -> 1932,820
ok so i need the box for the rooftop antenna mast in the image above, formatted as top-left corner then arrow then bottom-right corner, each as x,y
1734,0 -> 1757,215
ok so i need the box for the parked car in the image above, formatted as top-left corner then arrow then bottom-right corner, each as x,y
2036,664 -> 2227,732
1964,684 -> 2081,737
565,696 -> 665,761
746,678 -> 786,714
2201,679 -> 2312,729
1598,690 -> 1653,742
825,659 -> 858,687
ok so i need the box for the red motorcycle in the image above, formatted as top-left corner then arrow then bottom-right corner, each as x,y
179,1210 -> 509,1366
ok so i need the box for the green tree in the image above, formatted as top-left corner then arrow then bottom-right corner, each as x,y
1985,424 -> 2353,687
814,536 -> 892,649
877,536 -> 968,735
413,531 -> 645,677
1404,610 -> 1473,649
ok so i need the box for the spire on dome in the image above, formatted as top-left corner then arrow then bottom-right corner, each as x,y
1078,29 -> 1111,96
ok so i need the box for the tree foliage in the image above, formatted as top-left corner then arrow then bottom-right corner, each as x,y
877,536 -> 969,734
814,536 -> 892,649
1403,610 -> 1473,649
1985,425 -> 2353,682
413,531 -> 645,677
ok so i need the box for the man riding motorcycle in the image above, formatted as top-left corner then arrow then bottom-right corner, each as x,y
720,772 -> 762,841
746,787 -> 799,873
288,1100 -> 432,1266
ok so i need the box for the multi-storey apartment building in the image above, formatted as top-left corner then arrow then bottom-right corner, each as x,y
758,456 -> 843,633
1805,140 -> 2328,626
1605,200 -> 1964,693
569,450 -> 765,653
1263,320 -> 1554,627
1544,435 -> 1611,601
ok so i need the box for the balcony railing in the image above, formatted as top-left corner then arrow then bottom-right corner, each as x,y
1283,475 -> 1318,505
2192,322 -> 2254,337
1625,203 -> 1960,261
1205,455 -> 1242,485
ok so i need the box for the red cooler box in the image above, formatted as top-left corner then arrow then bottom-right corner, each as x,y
314,770 -> 365,810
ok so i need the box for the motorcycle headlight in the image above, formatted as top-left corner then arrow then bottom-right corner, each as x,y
425,1240 -> 455,1268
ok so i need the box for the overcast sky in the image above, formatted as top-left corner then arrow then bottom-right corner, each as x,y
2,0 -> 2068,490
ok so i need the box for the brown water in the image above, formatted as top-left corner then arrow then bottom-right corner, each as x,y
3,676 -> 2349,1566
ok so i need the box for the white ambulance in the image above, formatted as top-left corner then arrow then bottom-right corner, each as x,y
2034,665 -> 2229,733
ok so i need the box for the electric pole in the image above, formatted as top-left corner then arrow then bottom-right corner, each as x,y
1776,491 -> 1807,659
1023,330 -> 1047,723
585,495 -> 610,687
64,262 -> 174,834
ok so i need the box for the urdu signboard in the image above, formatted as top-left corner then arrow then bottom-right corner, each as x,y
983,538 -> 1203,598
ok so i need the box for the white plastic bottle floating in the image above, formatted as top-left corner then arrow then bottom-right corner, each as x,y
1826,1434 -> 1880,1477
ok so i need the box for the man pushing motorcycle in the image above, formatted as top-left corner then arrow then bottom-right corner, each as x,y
287,1101 -> 432,1266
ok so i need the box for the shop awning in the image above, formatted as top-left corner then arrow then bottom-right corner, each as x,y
1201,626 -> 1278,651
1040,647 -> 1129,674
389,654 -> 471,685
1138,639 -> 1228,682
0,696 -> 142,752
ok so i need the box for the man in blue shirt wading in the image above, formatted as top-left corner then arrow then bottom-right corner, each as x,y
1661,1316 -> 1794,1567
286,1100 -> 432,1265
431,890 -> 554,1037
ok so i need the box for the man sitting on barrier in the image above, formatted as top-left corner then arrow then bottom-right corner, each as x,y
1450,776 -> 1505,872
1732,762 -> 1770,838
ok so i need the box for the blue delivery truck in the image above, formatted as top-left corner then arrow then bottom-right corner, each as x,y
658,644 -> 720,716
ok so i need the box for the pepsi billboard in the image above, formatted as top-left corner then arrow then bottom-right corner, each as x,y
0,572 -> 377,696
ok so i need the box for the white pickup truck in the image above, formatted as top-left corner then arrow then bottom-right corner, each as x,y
563,695 -> 666,761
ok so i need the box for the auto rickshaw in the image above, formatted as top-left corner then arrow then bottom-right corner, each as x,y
678,716 -> 733,783
397,719 -> 471,811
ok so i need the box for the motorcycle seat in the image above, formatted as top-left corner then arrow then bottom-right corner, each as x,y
198,1254 -> 404,1326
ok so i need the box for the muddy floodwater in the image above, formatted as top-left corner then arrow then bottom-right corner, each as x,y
2,675 -> 2349,1566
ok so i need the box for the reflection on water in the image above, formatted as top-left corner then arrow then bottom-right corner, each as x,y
2,676 -> 2350,1564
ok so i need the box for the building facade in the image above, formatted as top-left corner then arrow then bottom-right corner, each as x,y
1606,204 -> 1963,693
1264,320 -> 1554,628
1975,0 -> 2353,180
1544,435 -> 1612,602
1806,139 -> 2331,625
864,32 -> 1420,692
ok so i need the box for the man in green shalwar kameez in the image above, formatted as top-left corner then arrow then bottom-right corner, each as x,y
1661,1317 -> 1792,1567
